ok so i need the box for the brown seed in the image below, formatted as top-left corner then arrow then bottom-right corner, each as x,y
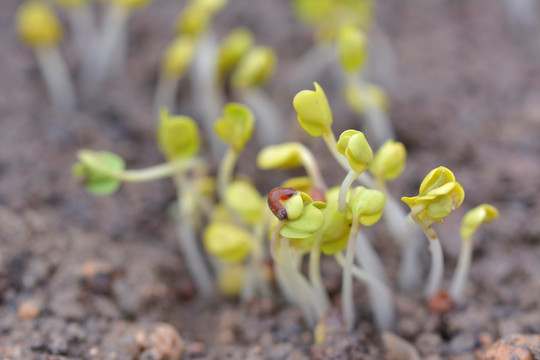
426,291 -> 454,314
268,187 -> 297,220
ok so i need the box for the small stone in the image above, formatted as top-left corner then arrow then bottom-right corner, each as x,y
415,332 -> 442,357
146,323 -> 184,360
449,333 -> 476,354
17,299 -> 40,320
426,291 -> 454,314
79,259 -> 116,294
484,334 -> 540,360
479,332 -> 494,348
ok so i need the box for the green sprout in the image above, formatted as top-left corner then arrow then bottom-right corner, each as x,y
449,204 -> 498,303
16,1 -> 77,109
402,166 -> 465,298
214,103 -> 255,198
217,27 -> 255,82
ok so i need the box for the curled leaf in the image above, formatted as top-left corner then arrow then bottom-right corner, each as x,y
214,103 -> 255,152
293,82 -> 333,137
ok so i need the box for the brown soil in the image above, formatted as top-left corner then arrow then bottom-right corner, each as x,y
1,0 -> 540,359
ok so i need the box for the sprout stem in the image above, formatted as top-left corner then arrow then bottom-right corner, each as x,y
449,238 -> 473,303
348,73 -> 395,147
153,72 -> 180,114
322,131 -> 351,171
354,231 -> 395,330
120,159 -> 201,183
83,2 -> 128,89
217,148 -> 238,199
298,145 -> 327,190
66,4 -> 95,64
190,33 -> 226,159
174,175 -> 214,298
238,88 -> 284,146
424,237 -> 444,298
338,170 -> 360,212
35,46 -> 76,109
290,42 -> 334,88
341,217 -> 360,332
309,235 -> 331,310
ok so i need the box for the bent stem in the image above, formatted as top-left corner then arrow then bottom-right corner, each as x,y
342,217 -> 360,332
238,88 -> 284,146
217,148 -> 238,199
322,131 -> 351,171
120,159 -> 201,183
35,46 -> 77,109
174,175 -> 214,297
449,238 -> 473,303
338,170 -> 360,212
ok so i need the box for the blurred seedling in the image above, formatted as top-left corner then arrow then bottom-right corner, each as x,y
402,167 -> 465,298
230,45 -> 283,146
73,108 -> 215,297
16,0 -> 77,109
449,204 -> 498,303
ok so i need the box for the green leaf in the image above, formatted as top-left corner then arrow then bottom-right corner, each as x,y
214,103 -> 254,152
157,108 -> 200,160
73,151 -> 125,195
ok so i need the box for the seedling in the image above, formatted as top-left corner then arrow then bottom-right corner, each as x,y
449,204 -> 498,303
402,166 -> 465,298
16,1 -> 77,109
231,46 -> 283,146
153,35 -> 196,112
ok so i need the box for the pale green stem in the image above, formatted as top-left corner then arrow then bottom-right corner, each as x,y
120,159 -> 201,183
174,175 -> 214,298
154,72 -> 180,114
241,222 -> 267,301
339,170 -> 360,212
238,88 -> 284,146
67,4 -> 95,63
342,217 -> 360,332
449,237 -> 473,303
217,148 -> 238,199
322,131 -> 351,171
298,145 -> 327,190
35,46 -> 76,109
309,235 -> 331,311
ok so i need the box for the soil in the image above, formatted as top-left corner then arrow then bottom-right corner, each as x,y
1,0 -> 540,359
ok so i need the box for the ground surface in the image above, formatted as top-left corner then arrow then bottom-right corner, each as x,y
1,0 -> 540,359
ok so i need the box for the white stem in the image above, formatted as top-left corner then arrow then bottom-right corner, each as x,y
280,237 -> 317,327
322,132 -> 351,171
335,252 -> 390,300
309,235 -> 331,311
350,74 -> 395,147
449,238 -> 473,303
191,33 -> 226,159
238,88 -> 283,146
35,46 -> 77,109
154,72 -> 180,113
342,218 -> 359,332
338,170 -> 359,213
383,195 -> 425,292
298,145 -> 327,190
424,238 -> 444,298
354,231 -> 395,330
217,148 -> 237,200
174,178 -> 214,297
84,3 -> 128,89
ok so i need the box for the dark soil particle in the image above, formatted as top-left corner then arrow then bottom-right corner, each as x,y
1,0 -> 540,359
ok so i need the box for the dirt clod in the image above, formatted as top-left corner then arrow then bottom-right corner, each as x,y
483,334 -> 540,360
17,299 -> 41,320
